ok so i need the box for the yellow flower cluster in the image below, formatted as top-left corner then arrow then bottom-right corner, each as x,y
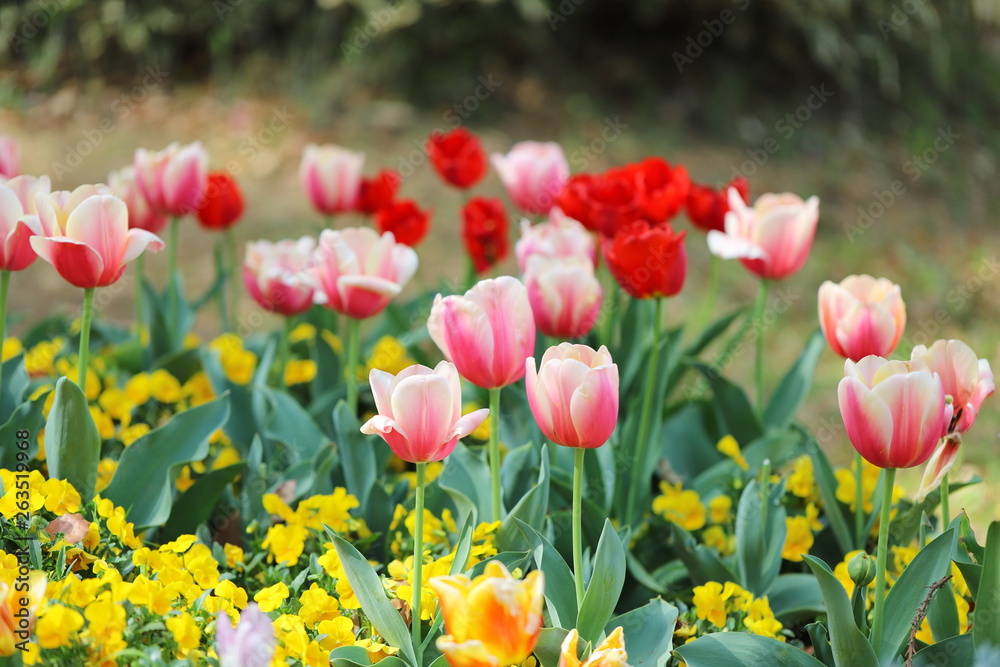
690,580 -> 784,641
364,335 -> 416,379
210,334 -> 258,385
652,482 -> 707,531
261,488 -> 367,566
835,457 -> 905,515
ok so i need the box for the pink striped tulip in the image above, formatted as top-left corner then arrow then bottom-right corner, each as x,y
515,210 -> 596,273
299,144 -> 364,215
707,189 -> 819,280
215,603 -> 275,667
0,137 -> 18,179
243,238 -> 316,316
526,343 -> 619,449
491,141 -> 569,215
36,184 -> 112,236
134,142 -> 209,216
818,275 -> 906,361
0,184 -> 44,272
838,356 -> 950,469
361,361 -> 490,463
524,256 -> 603,339
311,227 -> 418,319
427,276 -> 536,389
1,174 -> 50,215
29,195 -> 164,288
911,339 -> 994,436
109,167 -> 169,234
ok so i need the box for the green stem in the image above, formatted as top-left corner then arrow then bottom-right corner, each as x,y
79,288 -> 95,390
0,271 -> 9,391
870,467 -> 897,652
278,317 -> 293,389
759,458 -> 772,528
598,258 -> 616,348
226,228 -> 238,331
753,279 -> 769,412
940,474 -> 950,528
573,447 -> 586,608
624,297 -> 664,526
855,452 -> 865,547
412,462 -> 426,665
134,255 -> 144,339
167,216 -> 180,332
345,317 -> 361,414
488,387 -> 503,522
695,254 -> 719,335
215,239 -> 229,332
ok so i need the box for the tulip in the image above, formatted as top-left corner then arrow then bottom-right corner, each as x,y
0,571 -> 45,656
108,167 -> 169,234
299,143 -> 364,216
628,156 -> 690,224
356,168 -> 401,214
462,196 -> 509,275
0,184 -> 45,272
196,171 -> 244,231
560,627 -> 630,667
1,174 -> 50,214
515,210 -> 596,273
35,184 -> 112,236
428,276 -> 536,520
0,137 -> 18,179
686,177 -> 749,234
243,238 -> 316,316
818,275 -> 907,361
427,128 -> 487,189
133,141 -> 209,217
523,256 -> 603,339
215,603 -> 275,667
375,199 -> 431,247
490,141 -> 569,215
601,220 -> 687,299
430,561 -> 544,667
555,170 -> 643,236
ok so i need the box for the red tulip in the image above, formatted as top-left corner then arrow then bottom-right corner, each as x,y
686,177 -> 749,233
196,171 -> 245,231
629,157 -> 690,224
356,169 -> 401,214
461,197 -> 509,274
427,129 -> 487,189
602,220 -> 687,299
555,169 -> 643,236
375,199 -> 431,247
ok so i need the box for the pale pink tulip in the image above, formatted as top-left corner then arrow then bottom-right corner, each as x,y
524,256 -> 603,339
35,184 -> 112,236
216,603 -> 275,667
109,166 -> 169,234
427,276 -> 536,389
0,137 -> 18,179
0,174 -> 50,214
134,142 -> 209,216
818,275 -> 906,361
243,238 -> 316,316
515,210 -> 596,273
526,343 -> 619,449
299,144 -> 364,215
911,339 -> 994,435
707,189 -> 819,280
29,195 -> 164,288
838,356 -> 951,469
311,227 -> 418,319
491,141 -> 569,215
361,361 -> 490,463
0,184 -> 44,272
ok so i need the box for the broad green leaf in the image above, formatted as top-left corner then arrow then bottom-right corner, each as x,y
576,520 -> 626,645
254,386 -> 327,462
328,531 -> 416,666
806,438 -> 855,555
736,478 -> 787,595
608,598 -> 678,667
955,561 -> 981,600
0,353 -> 28,421
674,632 -> 826,666
669,523 -> 738,585
103,395 -> 230,528
500,442 -> 539,504
449,516 -> 474,575
534,627 -> 570,667
926,580 -> 959,644
975,521 -> 1000,652
160,463 -> 245,542
767,573 -> 825,624
763,329 -> 825,430
625,552 -> 670,596
0,389 -> 49,470
690,430 -> 803,496
911,633 -> 976,667
333,401 -> 376,512
497,445 -> 550,552
438,443 -> 492,526
467,552 -> 530,578
240,436 -> 267,529
329,645 -> 373,665
954,511 -> 985,564
514,518 -> 578,628
45,378 -> 101,504
805,622 -> 835,667
691,362 -> 764,446
803,555 -> 879,667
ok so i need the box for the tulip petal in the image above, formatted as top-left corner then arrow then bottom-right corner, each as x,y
2,215 -> 42,271
64,194 -> 129,273
916,435 -> 961,501
389,374 -> 455,461
839,376 -> 894,467
435,637 -> 501,667
427,577 -> 475,643
30,236 -> 106,289
428,294 -> 496,388
120,228 -> 165,264
368,369 -> 397,420
871,371 -> 946,468
569,365 -> 619,449
450,408 -> 490,442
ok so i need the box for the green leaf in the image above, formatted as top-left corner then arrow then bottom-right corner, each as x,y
911,633 -> 976,667
955,561 -> 981,600
975,520 -> 1000,652
576,519 -> 626,645
240,436 -> 267,529
45,377 -> 101,503
763,329 -> 825,430
804,622 -> 835,667
735,478 -> 787,595
0,353 -> 28,421
926,579 -> 959,644
103,395 -> 230,529
880,528 -> 956,658
497,445 -> 550,552
691,362 -> 763,446
805,438 -> 855,556
254,386 -> 327,462
673,633 -> 826,666
669,523 -> 738,585
534,627 -> 570,667
333,401 -> 376,512
802,555 -> 879,667
767,574 -> 826,625
514,518 -> 578,629
438,443 -> 492,527
159,463 -> 245,542
327,530 -> 416,666
608,598 -> 678,667
0,389 -> 49,470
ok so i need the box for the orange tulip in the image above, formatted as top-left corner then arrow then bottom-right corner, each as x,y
560,627 -> 630,667
0,571 -> 46,656
429,561 -> 544,667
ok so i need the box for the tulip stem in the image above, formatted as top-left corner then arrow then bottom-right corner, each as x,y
488,386 -> 503,522
624,297 -> 663,526
940,474 -> 950,528
134,255 -> 145,340
870,466 -> 896,653
215,240 -> 229,332
346,318 -> 361,414
573,447 -> 586,609
168,217 -> 180,334
695,254 -> 719,336
854,452 -> 865,547
412,461 -> 426,665
279,317 -> 293,389
79,288 -> 95,390
226,228 -> 238,331
0,270 -> 9,391
753,279 -> 769,412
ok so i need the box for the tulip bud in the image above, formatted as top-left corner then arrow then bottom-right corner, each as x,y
848,552 -> 876,587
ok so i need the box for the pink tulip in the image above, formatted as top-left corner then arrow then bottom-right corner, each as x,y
526,343 -> 619,449
818,275 -> 906,361
0,184 -> 44,272
838,356 -> 951,469
29,195 -> 164,288
311,227 -> 418,319
427,276 -> 536,389
515,210 -> 596,273
109,166 -> 169,234
361,361 -> 490,462
1,174 -> 50,215
243,238 -> 316,316
707,189 -> 819,280
524,256 -> 603,339
299,144 -> 364,215
134,142 -> 209,216
215,603 -> 275,667
911,339 -> 994,435
491,141 -> 569,215
0,137 -> 18,179
36,184 -> 111,236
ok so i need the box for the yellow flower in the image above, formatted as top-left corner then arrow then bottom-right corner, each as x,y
707,495 -> 732,524
184,332 -> 201,348
40,478 -> 81,514
184,371 -> 216,406
24,338 -> 64,377
289,323 -> 317,343
176,465 -> 196,492
214,580 -> 249,611
321,330 -> 343,354
254,582 -> 290,612
2,337 -> 23,362
692,582 -> 729,628
365,336 -> 416,378
298,584 -> 341,628
35,605 -> 84,649
782,516 -> 814,562
285,359 -> 317,385
84,597 -> 127,643
717,435 -> 749,471
150,369 -> 184,403
786,456 -> 817,500
119,423 -> 151,447
652,482 -> 706,531
805,502 -> 824,532
89,406 -> 116,440
221,348 -> 257,385
702,525 -> 733,556
223,544 -> 245,568
355,638 -> 401,663
166,612 -> 201,654
125,373 -> 152,405
744,596 -> 784,641
213,445 -> 241,470
98,388 -> 134,425
317,616 -> 356,650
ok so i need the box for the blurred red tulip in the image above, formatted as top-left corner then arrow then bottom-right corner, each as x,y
356,169 -> 401,214
427,128 -> 487,189
196,171 -> 245,231
686,177 -> 749,233
461,196 -> 509,274
556,170 -> 642,236
375,199 -> 431,247
629,157 -> 690,224
602,220 -> 687,299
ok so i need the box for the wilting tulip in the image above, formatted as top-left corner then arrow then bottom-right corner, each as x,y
108,167 -> 168,234
356,168 -> 401,214
196,171 -> 245,231
36,184 -> 112,236
818,275 -> 907,361
462,196 -> 509,274
0,571 -> 45,656
1,174 -> 50,215
515,210 -> 596,273
686,177 -> 749,233
602,220 -> 687,299
0,137 -> 18,179
491,141 -> 569,215
312,227 -> 418,320
524,257 -> 603,339
215,603 -> 275,667
560,627 -> 630,667
911,339 -> 994,435
134,141 -> 209,217
707,189 -> 819,280
361,361 -> 489,463
430,561 -> 544,667
299,144 -> 364,216
374,199 -> 431,247
427,128 -> 487,189
243,238 -> 316,316
0,184 -> 44,272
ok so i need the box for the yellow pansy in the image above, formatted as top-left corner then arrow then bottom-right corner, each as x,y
166,612 -> 202,654
2,337 -> 23,362
786,456 -> 817,500
365,336 -> 416,377
124,372 -> 152,405
150,369 -> 184,403
254,582 -> 290,612
35,605 -> 84,649
98,388 -> 134,424
221,348 -> 257,385
652,482 -> 706,531
285,359 -> 317,385
119,423 -> 151,447
782,515 -> 814,562
289,323 -> 316,342
717,435 -> 749,471
702,525 -> 733,556
89,406 -> 116,440
184,371 -> 216,406
24,338 -> 64,377
707,495 -> 732,524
